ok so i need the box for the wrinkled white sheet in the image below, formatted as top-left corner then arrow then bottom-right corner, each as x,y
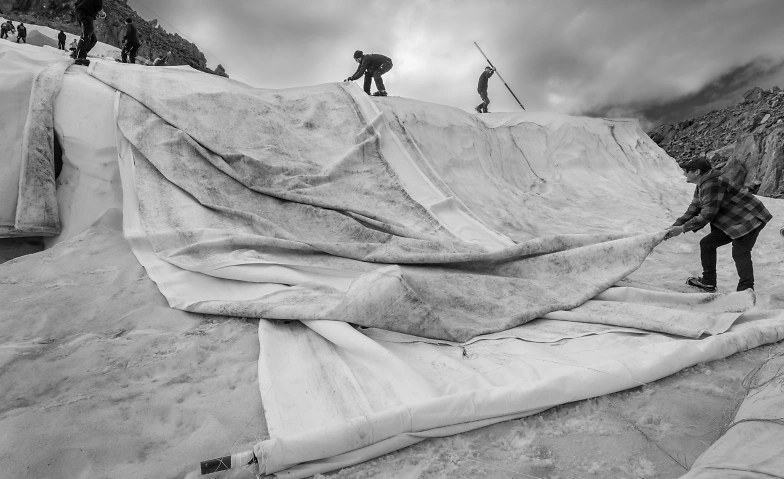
8,51 -> 775,478
0,42 -> 70,237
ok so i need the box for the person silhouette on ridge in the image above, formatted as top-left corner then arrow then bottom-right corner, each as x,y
0,20 -> 14,39
58,30 -> 66,50
15,22 -> 26,43
475,66 -> 495,113
120,17 -> 140,63
344,50 -> 393,97
72,0 -> 104,66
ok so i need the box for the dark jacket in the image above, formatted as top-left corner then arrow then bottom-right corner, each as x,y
75,0 -> 103,18
17,24 -> 26,37
673,170 -> 772,239
348,53 -> 392,81
478,69 -> 494,91
58,31 -> 66,42
2,22 -> 15,33
123,23 -> 139,45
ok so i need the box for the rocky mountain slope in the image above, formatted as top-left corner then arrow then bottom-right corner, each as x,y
648,86 -> 784,198
0,0 -> 227,76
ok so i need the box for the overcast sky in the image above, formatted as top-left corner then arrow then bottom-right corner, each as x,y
127,0 -> 784,130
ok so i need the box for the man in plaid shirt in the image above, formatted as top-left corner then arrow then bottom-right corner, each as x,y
664,158 -> 772,292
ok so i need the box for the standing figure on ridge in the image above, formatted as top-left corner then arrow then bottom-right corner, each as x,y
475,66 -> 495,113
0,20 -> 14,39
72,0 -> 104,66
15,23 -> 26,43
120,17 -> 140,63
664,158 -> 772,292
344,50 -> 393,97
57,30 -> 66,50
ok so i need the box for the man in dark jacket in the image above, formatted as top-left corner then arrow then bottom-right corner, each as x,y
664,158 -> 772,292
16,23 -> 26,43
344,50 -> 393,96
57,30 -> 66,50
0,21 -> 13,39
475,66 -> 495,113
72,0 -> 103,65
120,17 -> 140,63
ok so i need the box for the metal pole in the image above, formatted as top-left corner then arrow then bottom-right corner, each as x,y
473,42 -> 525,111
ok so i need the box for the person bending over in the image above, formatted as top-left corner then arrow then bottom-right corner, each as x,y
664,158 -> 772,292
0,21 -> 13,39
344,50 -> 393,96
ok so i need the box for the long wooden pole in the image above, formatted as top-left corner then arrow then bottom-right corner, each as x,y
473,42 -> 525,111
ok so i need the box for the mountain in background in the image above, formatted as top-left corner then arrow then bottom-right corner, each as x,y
0,0 -> 228,77
648,86 -> 784,199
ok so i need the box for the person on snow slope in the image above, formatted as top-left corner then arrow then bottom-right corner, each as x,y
344,50 -> 393,96
72,0 -> 104,66
664,157 -> 772,293
475,66 -> 495,113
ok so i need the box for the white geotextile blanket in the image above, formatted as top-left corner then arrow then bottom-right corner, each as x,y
78,61 -> 784,478
88,61 -> 751,342
0,42 -> 70,237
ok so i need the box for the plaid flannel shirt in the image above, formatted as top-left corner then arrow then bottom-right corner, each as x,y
673,170 -> 772,239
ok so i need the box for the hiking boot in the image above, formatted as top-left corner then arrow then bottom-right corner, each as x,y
475,106 -> 483,113
74,58 -> 90,66
372,90 -> 387,97
686,277 -> 717,293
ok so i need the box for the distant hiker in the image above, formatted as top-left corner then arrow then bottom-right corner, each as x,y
475,66 -> 495,113
57,30 -> 66,50
0,21 -> 14,39
120,17 -> 140,63
69,38 -> 78,53
72,0 -> 104,66
664,158 -> 772,292
16,23 -> 26,43
344,50 -> 393,97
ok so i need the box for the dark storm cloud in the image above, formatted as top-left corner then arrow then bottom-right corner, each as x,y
128,0 -> 784,127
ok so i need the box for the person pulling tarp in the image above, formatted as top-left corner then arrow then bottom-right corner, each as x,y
344,50 -> 393,97
664,158 -> 772,293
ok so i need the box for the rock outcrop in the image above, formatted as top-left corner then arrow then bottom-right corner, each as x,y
648,86 -> 784,198
1,0 -> 227,77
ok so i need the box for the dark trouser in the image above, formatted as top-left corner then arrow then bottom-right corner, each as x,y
16,35 -> 25,43
121,43 -> 140,63
0,30 -> 7,39
477,88 -> 490,112
700,223 -> 765,291
363,61 -> 393,94
58,41 -> 65,50
75,14 -> 97,59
